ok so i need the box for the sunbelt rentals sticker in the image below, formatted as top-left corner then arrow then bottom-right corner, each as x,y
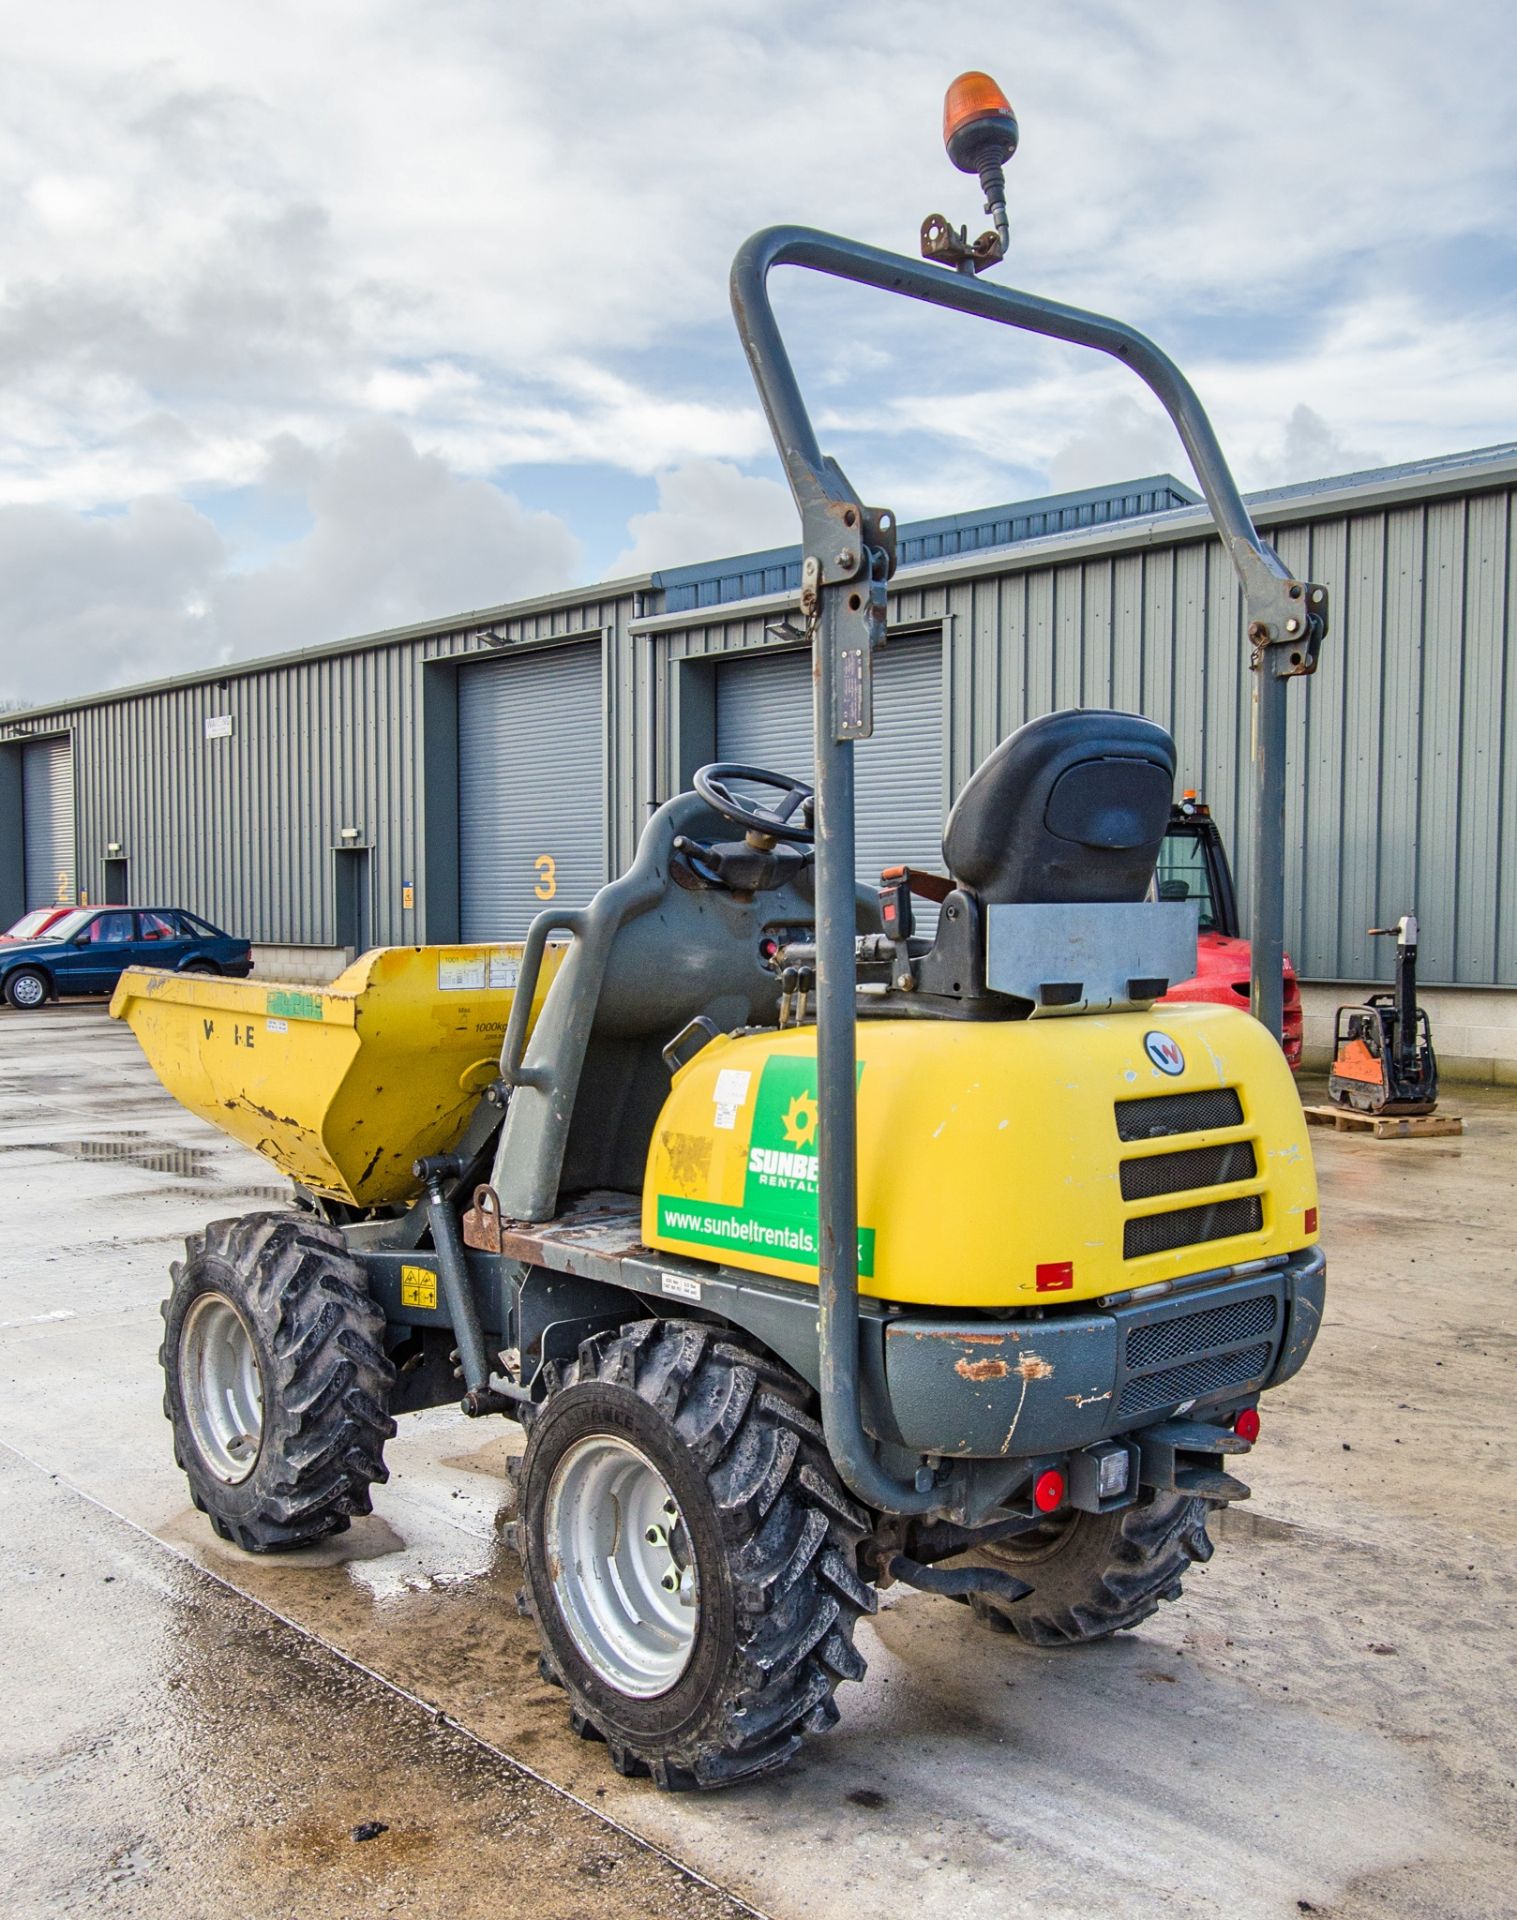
656,1055 -> 874,1275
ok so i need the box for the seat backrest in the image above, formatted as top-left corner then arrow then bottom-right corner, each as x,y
942,709 -> 1176,905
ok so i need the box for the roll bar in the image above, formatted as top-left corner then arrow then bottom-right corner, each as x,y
730,224 -> 1327,1515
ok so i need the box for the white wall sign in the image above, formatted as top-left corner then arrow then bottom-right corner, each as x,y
205,714 -> 234,739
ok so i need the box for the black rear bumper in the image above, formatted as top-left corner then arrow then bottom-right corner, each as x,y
878,1247 -> 1325,1461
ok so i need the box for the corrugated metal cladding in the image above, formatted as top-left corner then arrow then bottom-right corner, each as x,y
879,491 -> 1517,988
0,587 -> 636,947
1,449 -> 1514,991
714,634 -> 944,922
458,640 -> 605,938
647,459 -> 1517,990
22,738 -> 74,906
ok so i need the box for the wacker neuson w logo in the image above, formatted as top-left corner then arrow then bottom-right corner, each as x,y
657,1056 -> 874,1274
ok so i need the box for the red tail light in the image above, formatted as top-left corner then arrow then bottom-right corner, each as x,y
1234,1407 -> 1261,1444
1033,1468 -> 1066,1512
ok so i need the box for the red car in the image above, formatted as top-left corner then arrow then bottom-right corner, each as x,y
1,906 -> 74,944
1155,794 -> 1303,1070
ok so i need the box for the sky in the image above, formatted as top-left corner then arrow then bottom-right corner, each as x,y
4,0 -> 1517,707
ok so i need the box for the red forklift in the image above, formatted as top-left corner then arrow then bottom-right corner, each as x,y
1155,792 -> 1304,1070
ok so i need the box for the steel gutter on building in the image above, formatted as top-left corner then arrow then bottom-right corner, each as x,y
0,574 -> 657,732
628,443 -> 1517,635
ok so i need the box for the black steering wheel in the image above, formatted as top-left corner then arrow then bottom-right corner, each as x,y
692,762 -> 815,843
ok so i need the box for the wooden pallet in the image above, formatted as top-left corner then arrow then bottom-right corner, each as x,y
1302,1103 -> 1463,1139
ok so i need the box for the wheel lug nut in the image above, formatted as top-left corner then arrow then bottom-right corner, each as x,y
645,1524 -> 665,1546
660,1570 -> 679,1592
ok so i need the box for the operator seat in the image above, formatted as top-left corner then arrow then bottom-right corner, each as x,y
942,709 -> 1175,904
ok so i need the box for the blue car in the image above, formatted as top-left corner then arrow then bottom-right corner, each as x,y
0,907 -> 253,1011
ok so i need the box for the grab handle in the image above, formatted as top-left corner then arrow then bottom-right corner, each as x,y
498,908 -> 585,1091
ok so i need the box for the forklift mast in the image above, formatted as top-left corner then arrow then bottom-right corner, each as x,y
1158,793 -> 1241,940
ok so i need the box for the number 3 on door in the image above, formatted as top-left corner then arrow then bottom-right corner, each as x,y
533,854 -> 557,900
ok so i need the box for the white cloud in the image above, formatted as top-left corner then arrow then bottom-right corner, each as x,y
1,1 -> 1516,692
1252,405 -> 1385,490
1047,396 -> 1180,496
0,422 -> 580,705
609,460 -> 797,575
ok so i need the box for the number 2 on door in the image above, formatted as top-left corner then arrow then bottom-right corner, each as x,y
533,854 -> 557,900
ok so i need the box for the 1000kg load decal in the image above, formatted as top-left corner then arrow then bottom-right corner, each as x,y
656,1056 -> 875,1275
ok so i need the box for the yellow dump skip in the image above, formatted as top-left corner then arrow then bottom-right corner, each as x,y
110,944 -> 564,1207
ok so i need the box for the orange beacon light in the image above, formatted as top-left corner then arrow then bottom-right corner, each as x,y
937,71 -> 1018,264
943,71 -> 1019,175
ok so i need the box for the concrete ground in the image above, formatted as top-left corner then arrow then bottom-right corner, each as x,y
1,1003 -> 1514,1920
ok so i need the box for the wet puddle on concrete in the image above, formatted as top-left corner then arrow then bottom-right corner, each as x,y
0,1135 -> 210,1176
132,1183 -> 294,1203
0,1135 -> 289,1199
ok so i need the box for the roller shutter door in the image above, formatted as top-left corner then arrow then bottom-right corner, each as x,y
458,641 -> 605,939
715,631 -> 944,901
22,737 -> 74,908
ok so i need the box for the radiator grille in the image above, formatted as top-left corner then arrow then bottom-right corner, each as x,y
1123,1195 -> 1263,1259
1119,1140 -> 1257,1201
1126,1294 -> 1278,1370
1118,1344 -> 1275,1417
1115,1088 -> 1243,1141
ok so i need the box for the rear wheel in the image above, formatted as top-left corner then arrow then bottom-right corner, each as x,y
161,1212 -> 396,1552
965,1492 -> 1213,1646
4,968 -> 48,1010
510,1320 -> 874,1789
180,960 -> 219,975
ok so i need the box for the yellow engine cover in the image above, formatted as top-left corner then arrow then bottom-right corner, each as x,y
643,1003 -> 1316,1309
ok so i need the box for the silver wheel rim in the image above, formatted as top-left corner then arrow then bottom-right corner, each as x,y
544,1434 -> 699,1698
179,1291 -> 263,1484
11,973 -> 44,1007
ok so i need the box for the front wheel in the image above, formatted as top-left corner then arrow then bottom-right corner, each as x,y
4,968 -> 48,1010
160,1212 -> 396,1551
511,1321 -> 874,1789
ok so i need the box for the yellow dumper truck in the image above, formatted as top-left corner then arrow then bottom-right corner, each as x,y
115,74 -> 1326,1790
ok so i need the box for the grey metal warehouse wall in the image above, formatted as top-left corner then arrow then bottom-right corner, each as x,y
636,446 -> 1517,990
2,445 -> 1514,992
0,583 -> 645,949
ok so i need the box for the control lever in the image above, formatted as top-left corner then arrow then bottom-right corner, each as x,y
413,1153 -> 512,1416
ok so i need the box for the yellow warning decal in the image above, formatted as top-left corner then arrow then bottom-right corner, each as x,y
400,1265 -> 438,1310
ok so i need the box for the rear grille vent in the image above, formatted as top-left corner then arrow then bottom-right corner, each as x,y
1115,1088 -> 1244,1141
1120,1141 -> 1257,1201
1122,1195 -> 1263,1259
1126,1295 -> 1277,1369
1119,1346 -> 1275,1417
1118,1293 -> 1281,1418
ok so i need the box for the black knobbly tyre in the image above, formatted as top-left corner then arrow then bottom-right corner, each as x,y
966,1492 -> 1213,1645
510,1319 -> 874,1789
161,1212 -> 396,1553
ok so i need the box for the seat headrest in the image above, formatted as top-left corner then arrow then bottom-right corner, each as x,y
942,709 -> 1176,905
